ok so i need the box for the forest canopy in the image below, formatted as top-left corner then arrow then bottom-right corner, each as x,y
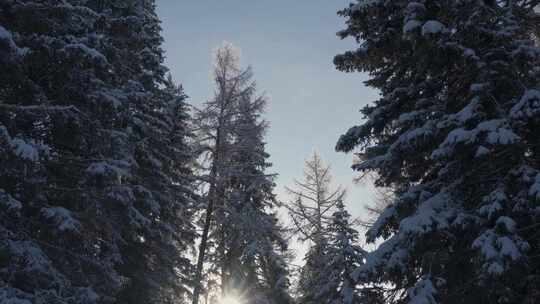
1,1 -> 539,304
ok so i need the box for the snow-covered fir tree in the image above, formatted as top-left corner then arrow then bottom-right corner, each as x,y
223,83 -> 293,304
192,43 -> 293,304
296,239 -> 332,304
326,201 -> 365,304
0,1 -> 196,303
335,0 -> 540,303
1,2 -> 124,303
296,201 -> 365,304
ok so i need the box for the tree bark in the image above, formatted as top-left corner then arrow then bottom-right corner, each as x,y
192,126 -> 222,304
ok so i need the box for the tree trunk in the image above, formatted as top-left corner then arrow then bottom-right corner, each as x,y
191,170 -> 216,304
192,126 -> 222,304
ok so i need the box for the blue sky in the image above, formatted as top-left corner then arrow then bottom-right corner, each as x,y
156,1 -> 379,226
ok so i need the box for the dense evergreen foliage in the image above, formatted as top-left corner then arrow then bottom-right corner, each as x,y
224,92 -> 293,304
335,0 -> 540,303
297,202 -> 365,304
0,1 -> 195,303
3,1 -> 537,304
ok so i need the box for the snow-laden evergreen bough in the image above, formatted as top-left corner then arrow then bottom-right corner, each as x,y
0,1 -> 196,303
335,0 -> 540,303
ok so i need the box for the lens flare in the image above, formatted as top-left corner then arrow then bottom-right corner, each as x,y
218,290 -> 247,304
219,295 -> 243,304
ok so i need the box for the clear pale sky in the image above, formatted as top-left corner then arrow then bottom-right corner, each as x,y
156,1 -> 379,237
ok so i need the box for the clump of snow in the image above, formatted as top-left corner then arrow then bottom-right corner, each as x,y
386,248 -> 409,270
0,288 -> 32,304
2,129 -> 49,162
0,25 -> 28,57
41,207 -> 81,232
0,189 -> 22,211
405,2 -> 426,21
11,138 -> 39,162
356,235 -> 403,279
478,189 -> 505,219
0,125 -> 11,141
86,162 -> 109,175
0,25 -> 11,39
484,124 -> 517,145
399,192 -> 453,237
407,277 -> 438,304
63,43 -> 107,63
421,20 -> 445,36
432,119 -> 519,159
397,110 -> 424,124
528,173 -> 540,199
496,216 -> 516,233
91,90 -> 124,108
462,48 -> 477,58
403,20 -> 422,33
472,229 -> 529,275
406,2 -> 426,13
475,146 -> 490,157
86,160 -> 131,183
450,212 -> 475,229
6,240 -> 52,273
497,236 -> 522,260
75,287 -> 99,303
107,186 -> 135,205
128,206 -> 151,229
510,89 -> 540,120
470,83 -> 488,94
403,2 -> 426,34
445,98 -> 480,125
366,186 -> 424,243
394,122 -> 436,149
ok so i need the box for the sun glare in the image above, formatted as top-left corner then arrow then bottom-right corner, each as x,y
219,295 -> 243,304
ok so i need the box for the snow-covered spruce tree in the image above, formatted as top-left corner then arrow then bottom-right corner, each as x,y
296,239 -> 332,304
114,73 -> 197,304
0,1 -> 196,303
287,154 -> 363,304
0,2 -> 124,303
297,201 -> 365,304
223,86 -> 294,304
89,2 -> 197,303
326,201 -> 366,304
335,0 -> 540,303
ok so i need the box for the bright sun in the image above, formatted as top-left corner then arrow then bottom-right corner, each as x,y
219,295 -> 243,304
